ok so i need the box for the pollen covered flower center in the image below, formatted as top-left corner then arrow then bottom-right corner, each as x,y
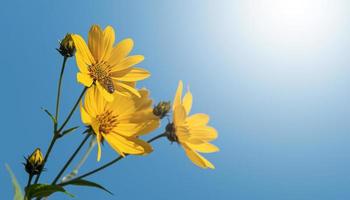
96,110 -> 118,134
89,62 -> 115,93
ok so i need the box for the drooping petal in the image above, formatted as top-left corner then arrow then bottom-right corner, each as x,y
96,81 -> 114,102
72,34 -> 95,64
182,89 -> 192,115
129,137 -> 153,155
113,68 -> 150,82
103,133 -> 147,155
182,144 -> 215,169
186,142 -> 219,153
173,80 -> 183,109
187,113 -> 210,126
88,25 -> 103,62
91,120 -> 100,138
108,38 -> 134,66
110,55 -> 144,73
77,72 -> 93,87
115,82 -> 141,97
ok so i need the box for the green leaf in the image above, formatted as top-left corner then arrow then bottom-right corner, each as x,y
25,184 -> 74,199
66,179 -> 113,195
62,126 -> 79,136
41,107 -> 57,124
5,164 -> 24,200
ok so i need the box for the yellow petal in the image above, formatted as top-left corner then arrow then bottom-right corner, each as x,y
107,91 -> 134,114
103,133 -> 146,155
187,113 -> 209,126
173,80 -> 183,110
173,105 -> 186,126
110,55 -> 144,73
75,52 -> 89,74
84,86 -> 102,116
186,142 -> 219,153
188,126 -> 218,141
101,26 -> 115,60
116,82 -> 141,97
91,120 -> 100,138
182,89 -> 192,115
129,137 -> 153,155
136,120 -> 160,135
80,102 -> 92,124
96,81 -> 114,102
72,34 -> 95,64
88,25 -> 103,62
108,38 -> 134,66
113,123 -> 140,136
77,72 -> 93,87
182,144 -> 215,169
113,68 -> 150,82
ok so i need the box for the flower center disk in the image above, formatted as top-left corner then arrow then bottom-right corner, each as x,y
89,62 -> 115,93
96,110 -> 118,134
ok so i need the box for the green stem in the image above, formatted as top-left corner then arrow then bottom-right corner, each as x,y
33,56 -> 68,184
60,133 -> 166,186
54,56 -> 68,131
24,174 -> 33,199
52,133 -> 91,185
26,174 -> 33,188
57,87 -> 87,133
33,135 -> 58,184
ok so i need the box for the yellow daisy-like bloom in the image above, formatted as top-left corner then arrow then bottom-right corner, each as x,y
169,81 -> 219,169
72,24 -> 150,101
80,86 -> 159,161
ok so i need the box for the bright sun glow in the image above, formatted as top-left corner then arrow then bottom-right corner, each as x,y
244,0 -> 340,49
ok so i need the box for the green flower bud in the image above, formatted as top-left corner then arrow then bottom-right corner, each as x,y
165,122 -> 178,143
24,148 -> 44,175
57,34 -> 75,57
153,101 -> 171,119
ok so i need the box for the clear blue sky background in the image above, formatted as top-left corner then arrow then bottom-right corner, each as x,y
1,0 -> 350,199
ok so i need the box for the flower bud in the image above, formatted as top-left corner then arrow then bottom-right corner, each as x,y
57,34 -> 75,57
24,148 -> 44,175
165,122 -> 178,143
153,101 -> 171,119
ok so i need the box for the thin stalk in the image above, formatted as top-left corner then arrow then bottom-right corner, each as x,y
60,133 -> 166,186
54,56 -> 68,131
61,137 -> 96,183
52,133 -> 91,184
27,175 -> 33,187
33,56 -> 69,184
24,174 -> 33,200
57,87 -> 87,133
33,135 -> 58,184
26,174 -> 33,188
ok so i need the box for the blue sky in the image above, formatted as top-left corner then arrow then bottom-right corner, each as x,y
1,0 -> 350,199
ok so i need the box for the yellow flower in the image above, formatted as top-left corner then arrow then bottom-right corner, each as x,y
80,86 -> 159,161
72,24 -> 150,101
168,81 -> 219,169
25,148 -> 44,175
